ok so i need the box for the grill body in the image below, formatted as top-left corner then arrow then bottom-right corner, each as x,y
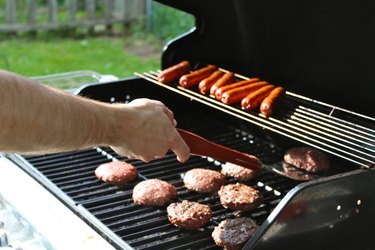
7,0 -> 375,248
9,78 -> 375,249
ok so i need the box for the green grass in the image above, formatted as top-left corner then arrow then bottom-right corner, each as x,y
0,35 -> 161,89
0,1 -> 195,89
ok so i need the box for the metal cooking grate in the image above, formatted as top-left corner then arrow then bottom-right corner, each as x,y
17,114 -> 295,250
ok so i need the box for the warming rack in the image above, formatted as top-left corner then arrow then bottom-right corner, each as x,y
135,69 -> 375,170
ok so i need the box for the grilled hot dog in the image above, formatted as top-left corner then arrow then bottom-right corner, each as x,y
260,86 -> 285,117
214,78 -> 260,100
157,60 -> 191,84
179,65 -> 218,88
198,70 -> 224,94
209,72 -> 235,96
241,85 -> 275,111
221,81 -> 269,105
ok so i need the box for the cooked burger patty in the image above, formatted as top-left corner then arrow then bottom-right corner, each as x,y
183,168 -> 225,193
95,161 -> 137,185
218,183 -> 262,211
167,200 -> 212,230
212,217 -> 258,250
221,162 -> 257,181
284,147 -> 330,173
132,179 -> 177,206
282,162 -> 317,181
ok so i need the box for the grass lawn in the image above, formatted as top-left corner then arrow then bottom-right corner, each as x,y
0,35 -> 162,89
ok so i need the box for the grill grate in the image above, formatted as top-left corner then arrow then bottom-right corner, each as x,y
17,112 -> 294,250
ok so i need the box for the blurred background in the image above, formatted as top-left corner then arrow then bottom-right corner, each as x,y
0,0 -> 194,89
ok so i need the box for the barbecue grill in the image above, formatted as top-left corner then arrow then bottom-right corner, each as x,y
3,0 -> 375,249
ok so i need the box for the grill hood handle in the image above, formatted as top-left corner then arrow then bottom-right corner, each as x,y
177,128 -> 262,173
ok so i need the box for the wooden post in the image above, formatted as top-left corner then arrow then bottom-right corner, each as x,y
105,0 -> 114,33
68,0 -> 77,24
86,0 -> 95,20
146,0 -> 152,32
6,0 -> 16,24
27,0 -> 37,25
86,0 -> 96,34
48,0 -> 58,24
27,0 -> 37,35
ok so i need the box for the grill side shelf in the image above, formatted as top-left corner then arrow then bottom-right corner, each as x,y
7,151 -> 134,250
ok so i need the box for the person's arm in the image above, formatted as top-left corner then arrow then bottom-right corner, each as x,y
0,70 -> 190,163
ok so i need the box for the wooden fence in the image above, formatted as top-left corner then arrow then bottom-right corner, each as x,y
0,0 -> 147,33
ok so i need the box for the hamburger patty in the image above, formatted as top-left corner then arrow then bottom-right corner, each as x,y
132,179 -> 177,206
221,162 -> 258,181
183,168 -> 225,193
212,217 -> 258,250
218,183 -> 262,211
284,146 -> 330,173
95,161 -> 137,185
167,200 -> 212,230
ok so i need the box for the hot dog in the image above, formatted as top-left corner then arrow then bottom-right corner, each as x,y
221,81 -> 269,105
214,78 -> 260,100
209,72 -> 235,96
179,65 -> 218,88
260,86 -> 285,117
198,70 -> 224,94
157,60 -> 191,84
241,85 -> 275,111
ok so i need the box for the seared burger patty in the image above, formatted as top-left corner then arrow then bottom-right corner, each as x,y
218,183 -> 262,211
183,168 -> 225,193
221,162 -> 257,181
132,179 -> 177,206
167,200 -> 212,230
284,146 -> 330,173
95,161 -> 137,185
212,217 -> 258,250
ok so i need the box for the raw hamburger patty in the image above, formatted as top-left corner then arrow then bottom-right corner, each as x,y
218,183 -> 262,211
167,200 -> 212,230
183,168 -> 225,193
284,147 -> 330,173
132,179 -> 177,206
212,217 -> 258,250
221,162 -> 257,181
95,161 -> 137,185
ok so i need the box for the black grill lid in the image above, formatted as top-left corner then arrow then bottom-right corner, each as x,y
156,0 -> 375,117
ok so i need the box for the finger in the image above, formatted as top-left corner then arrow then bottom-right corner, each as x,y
169,129 -> 191,163
140,155 -> 152,163
164,106 -> 176,125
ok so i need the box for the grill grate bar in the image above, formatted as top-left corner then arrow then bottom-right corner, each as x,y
107,210 -> 168,230
91,200 -> 151,220
23,149 -> 97,164
129,227 -> 216,250
293,107 -> 375,140
286,111 -> 375,153
121,224 -> 180,242
113,216 -> 171,236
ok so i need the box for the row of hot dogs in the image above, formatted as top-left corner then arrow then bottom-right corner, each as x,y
157,60 -> 285,117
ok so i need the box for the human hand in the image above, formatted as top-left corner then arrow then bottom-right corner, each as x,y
109,98 -> 190,163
